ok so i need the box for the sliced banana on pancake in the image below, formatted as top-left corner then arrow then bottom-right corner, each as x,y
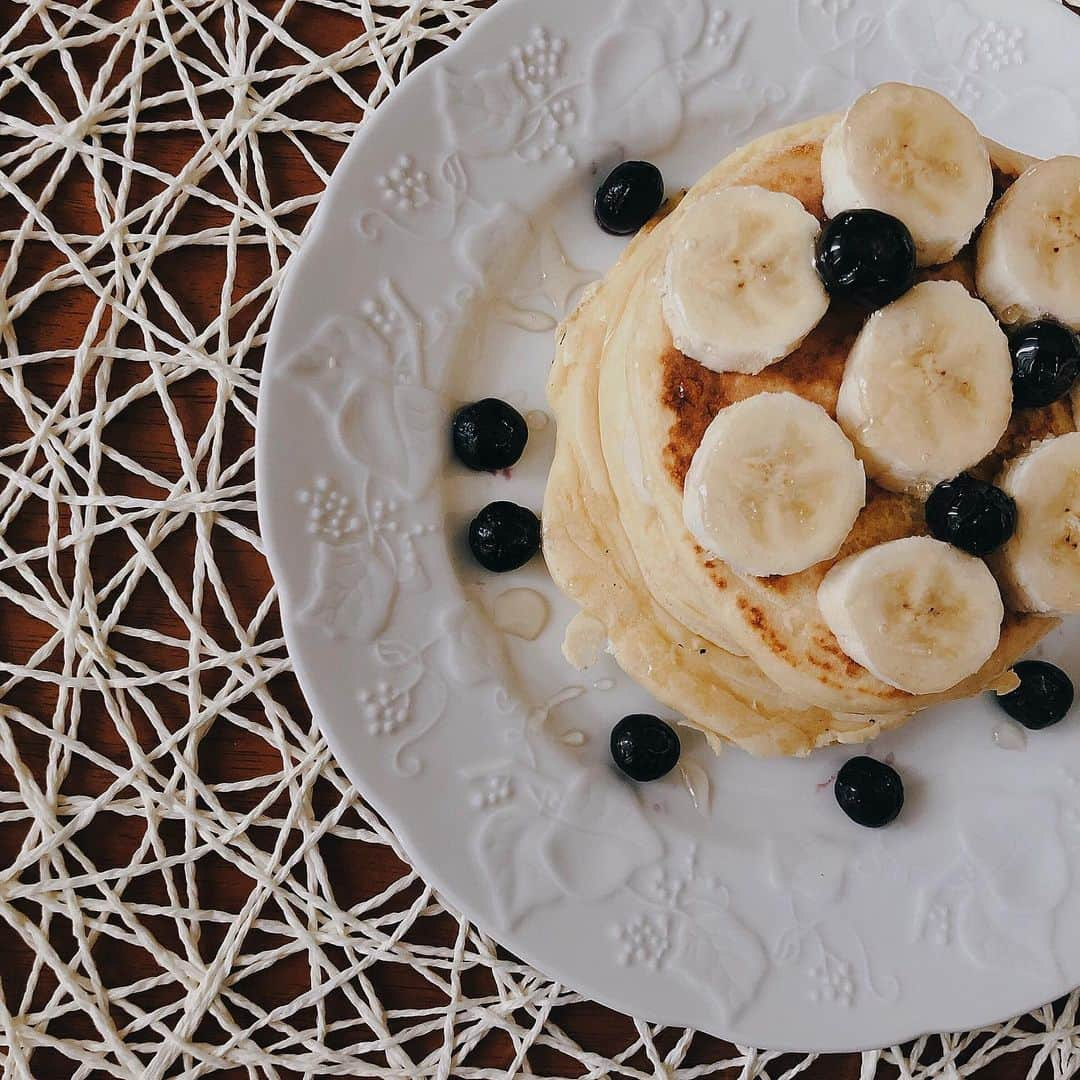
821,83 -> 994,267
977,156 -> 1080,329
683,391 -> 866,577
836,280 -> 1013,495
818,537 -> 1004,696
997,432 -> 1080,614
662,185 -> 829,375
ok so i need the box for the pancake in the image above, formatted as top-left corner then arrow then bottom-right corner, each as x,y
544,114 -> 1064,756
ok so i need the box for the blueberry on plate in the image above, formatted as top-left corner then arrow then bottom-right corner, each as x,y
468,502 -> 541,573
997,660 -> 1075,730
595,161 -> 665,236
610,715 -> 681,782
834,757 -> 905,828
1010,319 -> 1080,408
815,209 -> 917,309
925,474 -> 1017,557
452,399 -> 528,472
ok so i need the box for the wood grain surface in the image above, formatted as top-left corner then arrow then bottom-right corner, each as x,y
0,1 -> 1074,1076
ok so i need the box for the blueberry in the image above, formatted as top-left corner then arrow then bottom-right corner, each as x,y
834,757 -> 904,828
468,502 -> 541,573
997,661 -> 1074,730
595,161 -> 665,236
815,209 -> 917,309
925,474 -> 1017,557
610,715 -> 681,782
452,399 -> 528,472
1010,320 -> 1080,408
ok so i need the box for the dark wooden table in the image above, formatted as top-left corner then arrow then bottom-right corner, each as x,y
0,1 -> 1074,1075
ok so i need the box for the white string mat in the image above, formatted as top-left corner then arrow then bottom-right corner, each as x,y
0,0 -> 1079,1076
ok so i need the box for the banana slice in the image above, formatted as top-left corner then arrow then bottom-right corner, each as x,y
997,432 -> 1080,615
663,185 -> 829,374
818,537 -> 1005,696
683,391 -> 866,577
821,83 -> 994,267
836,279 -> 1013,495
976,156 -> 1080,329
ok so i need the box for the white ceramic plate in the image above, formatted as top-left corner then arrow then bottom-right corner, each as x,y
257,0 -> 1080,1051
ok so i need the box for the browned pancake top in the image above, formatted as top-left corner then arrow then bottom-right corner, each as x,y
658,143 -> 1071,614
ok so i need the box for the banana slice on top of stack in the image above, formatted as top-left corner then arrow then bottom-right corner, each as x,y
997,432 -> 1080,616
821,83 -> 994,267
836,279 -> 1013,495
978,155 -> 1080,328
657,80 -> 1080,700
663,186 -> 829,374
684,392 -> 865,577
819,538 -> 1005,696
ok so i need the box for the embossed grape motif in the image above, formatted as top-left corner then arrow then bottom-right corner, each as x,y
377,155 -> 432,211
612,847 -> 769,1022
286,282 -> 455,499
769,832 -> 901,1009
284,282 -> 458,642
338,603 -> 508,777
294,477 -> 437,644
878,1 -> 1077,156
614,914 -> 671,970
440,25 -> 577,164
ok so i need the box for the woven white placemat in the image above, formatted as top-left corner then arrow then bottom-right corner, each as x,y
1,1 -> 1079,1076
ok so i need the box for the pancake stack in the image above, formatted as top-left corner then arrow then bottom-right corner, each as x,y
544,87 -> 1080,756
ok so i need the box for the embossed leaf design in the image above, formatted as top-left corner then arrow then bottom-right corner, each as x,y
402,663 -> 449,744
848,13 -> 881,51
586,29 -> 683,155
542,769 -> 663,901
393,384 -> 445,496
475,807 -> 562,929
959,898 -> 1049,976
784,64 -> 856,119
339,379 -> 405,486
796,0 -> 877,56
395,540 -> 429,591
303,536 -> 396,642
769,833 -> 850,907
619,0 -> 705,58
459,202 -> 533,288
773,927 -> 802,966
939,796 -> 1070,975
441,604 -> 506,687
373,639 -> 427,697
988,88 -> 1080,159
885,0 -> 980,78
375,640 -> 420,667
441,152 -> 469,197
286,319 -> 375,408
795,0 -> 839,55
287,342 -> 341,384
671,904 -> 768,1022
962,798 -> 1068,916
438,66 -> 525,158
679,18 -> 752,93
338,379 -> 443,497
